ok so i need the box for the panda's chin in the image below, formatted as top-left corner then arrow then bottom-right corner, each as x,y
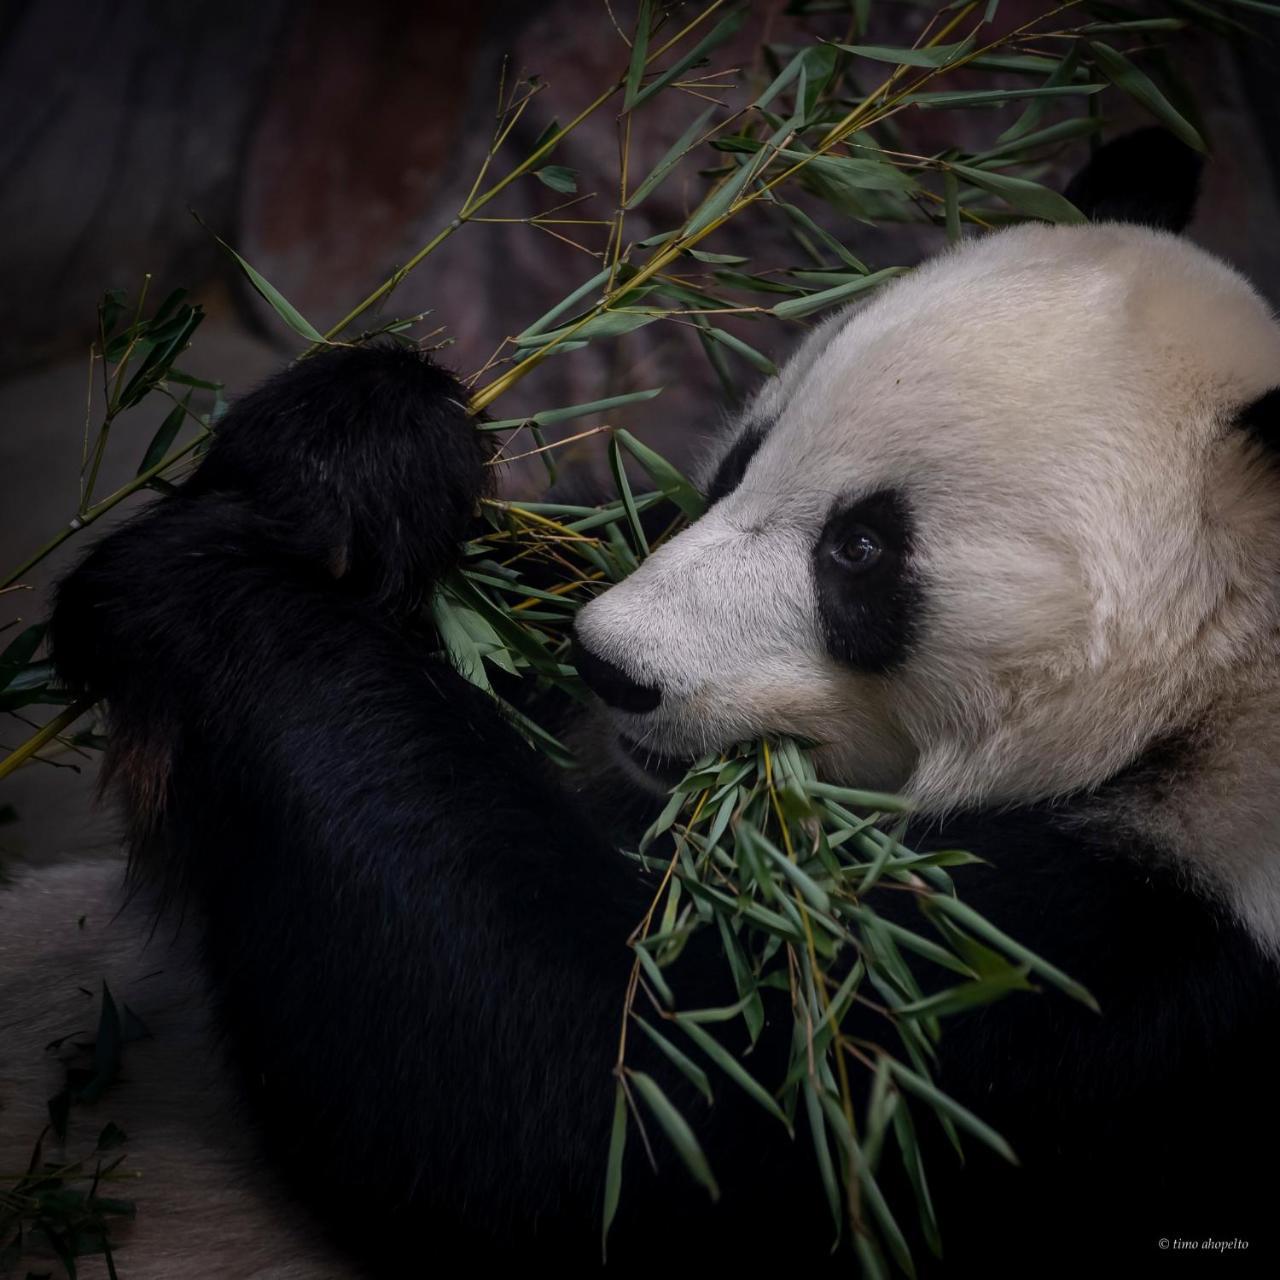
614,733 -> 693,793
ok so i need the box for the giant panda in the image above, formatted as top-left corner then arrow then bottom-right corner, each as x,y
3,128 -> 1280,1275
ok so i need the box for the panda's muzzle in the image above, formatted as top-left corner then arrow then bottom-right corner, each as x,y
571,639 -> 661,713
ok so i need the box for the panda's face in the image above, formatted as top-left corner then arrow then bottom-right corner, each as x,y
574,223 -> 1280,810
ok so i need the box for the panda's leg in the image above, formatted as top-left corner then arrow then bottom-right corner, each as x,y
46,348 -> 813,1268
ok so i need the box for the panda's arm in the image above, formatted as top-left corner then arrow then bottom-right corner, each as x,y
48,348 -> 806,1264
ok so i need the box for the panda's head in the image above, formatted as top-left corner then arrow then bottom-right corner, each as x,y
575,131 -> 1280,819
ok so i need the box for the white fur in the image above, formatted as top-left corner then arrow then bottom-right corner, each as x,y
578,222 -> 1280,946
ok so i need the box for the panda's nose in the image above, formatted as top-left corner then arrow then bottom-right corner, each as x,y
571,639 -> 661,713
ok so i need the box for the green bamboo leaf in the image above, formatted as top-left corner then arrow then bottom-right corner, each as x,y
907,84 -> 1103,108
795,151 -> 918,195
684,155 -> 759,239
836,37 -> 975,68
194,213 -> 325,342
628,1071 -> 719,1199
971,115 -> 1104,163
687,249 -> 748,264
532,117 -> 561,154
633,1016 -> 713,1103
534,165 -> 579,193
137,395 -> 190,476
841,905 -> 975,978
630,7 -> 746,110
607,434 -> 649,555
165,369 -> 223,391
601,1081 -> 628,1258
445,573 -> 562,675
742,826 -> 830,913
634,943 -> 675,1007
892,1098 -> 941,1258
859,1143 -> 917,1277
614,428 -> 705,519
625,107 -> 717,209
1082,18 -> 1186,33
483,388 -> 663,431
1088,41 -> 1206,153
0,623 -> 45,680
802,1080 -> 843,1241
623,0 -> 652,109
998,44 -> 1083,145
771,266 -> 906,319
517,267 -> 611,340
803,780 -> 913,811
897,969 -> 1035,1020
777,200 -> 869,271
921,894 -> 1100,1011
949,161 -> 1086,225
698,326 -> 778,377
888,1060 -> 1018,1164
675,1017 -> 791,1130
567,491 -> 665,533
516,309 -> 662,349
430,592 -> 493,693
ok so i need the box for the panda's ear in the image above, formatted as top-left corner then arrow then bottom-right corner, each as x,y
1238,387 -> 1280,454
1063,127 -> 1203,233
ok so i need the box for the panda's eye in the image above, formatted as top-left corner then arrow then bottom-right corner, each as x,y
833,526 -> 882,573
813,489 -> 919,673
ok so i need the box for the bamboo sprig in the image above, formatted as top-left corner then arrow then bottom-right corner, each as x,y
302,0 -> 734,354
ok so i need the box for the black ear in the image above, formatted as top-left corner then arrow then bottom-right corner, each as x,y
1238,387 -> 1280,453
1063,127 -> 1203,233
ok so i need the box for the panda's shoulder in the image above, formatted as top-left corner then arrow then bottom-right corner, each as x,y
909,800 -> 1280,1024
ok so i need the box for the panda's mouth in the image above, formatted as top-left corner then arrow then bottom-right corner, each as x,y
617,734 -> 692,788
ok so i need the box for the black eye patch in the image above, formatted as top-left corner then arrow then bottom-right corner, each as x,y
705,425 -> 767,506
813,489 -> 921,673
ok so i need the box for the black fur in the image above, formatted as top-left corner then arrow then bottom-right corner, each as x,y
50,347 -> 1280,1272
1064,126 -> 1203,233
1238,386 -> 1280,456
705,422 -> 767,505
905,801 -> 1280,1272
813,488 -> 921,672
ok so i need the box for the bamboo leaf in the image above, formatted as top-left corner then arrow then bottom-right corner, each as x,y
836,37 -> 975,68
623,0 -> 652,109
534,165 -> 579,194
607,434 -> 649,555
630,7 -> 746,110
949,161 -> 1087,225
483,388 -> 663,430
195,214 -> 325,342
614,428 -> 706,519
921,894 -> 1100,1011
137,395 -> 190,475
629,1071 -> 719,1199
626,106 -> 717,209
633,1016 -> 713,1103
601,1081 -> 628,1258
888,1060 -> 1018,1164
1088,41 -> 1206,153
675,1016 -> 791,1130
907,84 -> 1103,108
771,266 -> 906,319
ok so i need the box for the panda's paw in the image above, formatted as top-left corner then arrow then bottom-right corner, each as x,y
187,344 -> 491,607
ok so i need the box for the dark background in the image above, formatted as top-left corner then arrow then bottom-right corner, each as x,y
3,0 -> 1279,866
